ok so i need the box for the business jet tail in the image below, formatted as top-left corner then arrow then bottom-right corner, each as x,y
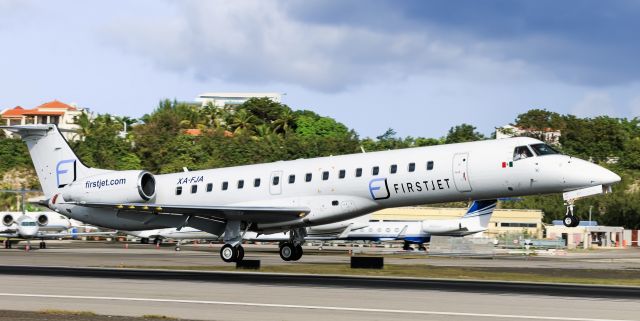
1,124 -> 108,197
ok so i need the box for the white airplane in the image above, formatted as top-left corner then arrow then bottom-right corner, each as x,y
246,199 -> 497,258
124,199 -> 494,255
3,124 -> 620,262
1,211 -> 113,249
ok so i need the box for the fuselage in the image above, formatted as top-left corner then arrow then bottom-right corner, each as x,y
63,137 -> 620,232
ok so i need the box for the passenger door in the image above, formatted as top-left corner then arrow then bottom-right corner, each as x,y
452,153 -> 472,192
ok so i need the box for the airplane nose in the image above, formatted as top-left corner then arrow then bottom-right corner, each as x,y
596,167 -> 621,185
581,161 -> 621,186
561,157 -> 621,189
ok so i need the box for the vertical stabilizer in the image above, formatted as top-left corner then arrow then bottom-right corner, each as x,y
1,124 -> 108,197
462,199 -> 497,230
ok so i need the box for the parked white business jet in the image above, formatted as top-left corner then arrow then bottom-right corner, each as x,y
1,211 -> 113,249
247,199 -> 497,258
3,124 -> 620,262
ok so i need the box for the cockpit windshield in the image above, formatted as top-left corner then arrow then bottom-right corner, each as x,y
20,221 -> 37,227
513,146 -> 534,161
530,143 -> 559,156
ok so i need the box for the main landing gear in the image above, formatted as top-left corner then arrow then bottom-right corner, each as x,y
220,221 -> 245,263
39,240 -> 47,249
563,204 -> 581,227
3,240 -> 12,249
279,228 -> 306,261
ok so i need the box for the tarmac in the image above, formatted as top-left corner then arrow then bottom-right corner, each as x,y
0,241 -> 639,321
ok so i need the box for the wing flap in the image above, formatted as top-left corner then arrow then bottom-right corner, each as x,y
67,202 -> 311,224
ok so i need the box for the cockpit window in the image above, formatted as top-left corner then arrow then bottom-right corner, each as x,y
530,143 -> 559,156
513,146 -> 534,161
20,221 -> 37,227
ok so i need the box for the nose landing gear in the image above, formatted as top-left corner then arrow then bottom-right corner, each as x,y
563,204 -> 581,227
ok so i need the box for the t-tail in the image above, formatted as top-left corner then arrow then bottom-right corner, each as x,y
421,199 -> 497,236
0,124 -> 109,198
460,199 -> 497,233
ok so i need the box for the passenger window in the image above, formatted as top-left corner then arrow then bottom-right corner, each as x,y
191,185 -> 197,194
513,146 -> 534,161
372,166 -> 379,176
222,181 -> 228,190
237,180 -> 244,189
408,162 -> 415,172
175,186 -> 182,195
272,176 -> 280,185
355,168 -> 363,177
339,169 -> 346,179
206,183 -> 213,192
322,171 -> 329,180
305,173 -> 312,182
288,174 -> 296,184
390,164 -> 397,174
254,178 -> 261,187
427,161 -> 434,171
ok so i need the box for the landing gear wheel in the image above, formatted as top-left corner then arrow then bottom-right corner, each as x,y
563,215 -> 580,227
279,242 -> 295,261
290,244 -> 303,261
140,238 -> 149,244
236,245 -> 244,262
153,238 -> 162,245
39,241 -> 46,249
220,244 -> 237,263
418,245 -> 427,251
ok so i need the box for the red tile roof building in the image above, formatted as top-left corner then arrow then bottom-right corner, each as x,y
1,100 -> 88,141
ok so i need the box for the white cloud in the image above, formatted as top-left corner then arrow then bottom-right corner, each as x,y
570,92 -> 616,118
100,0 -> 541,93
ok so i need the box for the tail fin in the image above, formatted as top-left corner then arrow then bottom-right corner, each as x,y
462,199 -> 497,231
1,124 -> 107,197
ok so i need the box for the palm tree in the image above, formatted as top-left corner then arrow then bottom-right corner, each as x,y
230,109 -> 255,134
73,112 -> 92,141
272,109 -> 296,134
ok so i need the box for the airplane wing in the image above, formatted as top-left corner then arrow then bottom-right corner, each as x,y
64,202 -> 311,223
0,233 -> 19,238
36,231 -> 117,239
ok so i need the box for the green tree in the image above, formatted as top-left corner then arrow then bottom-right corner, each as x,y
445,124 -> 485,144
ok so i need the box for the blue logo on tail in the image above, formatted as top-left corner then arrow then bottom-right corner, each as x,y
56,159 -> 76,188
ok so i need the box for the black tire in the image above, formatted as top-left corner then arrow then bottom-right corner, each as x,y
140,238 -> 149,244
563,215 -> 578,227
220,244 -> 237,263
571,216 -> 581,227
291,244 -> 303,261
279,242 -> 295,261
236,245 -> 245,262
153,238 -> 162,245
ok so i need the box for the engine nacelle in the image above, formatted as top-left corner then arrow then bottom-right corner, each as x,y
62,170 -> 156,204
2,214 -> 14,227
37,214 -> 49,226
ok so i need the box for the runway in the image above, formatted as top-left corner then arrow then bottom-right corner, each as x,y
0,273 -> 638,321
1,243 -> 639,320
0,266 -> 640,320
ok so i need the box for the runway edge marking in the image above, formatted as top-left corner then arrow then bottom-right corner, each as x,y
0,293 -> 634,321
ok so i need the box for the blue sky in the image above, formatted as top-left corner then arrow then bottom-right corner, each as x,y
1,0 -> 640,138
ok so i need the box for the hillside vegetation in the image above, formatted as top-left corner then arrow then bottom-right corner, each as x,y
1,99 -> 638,228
